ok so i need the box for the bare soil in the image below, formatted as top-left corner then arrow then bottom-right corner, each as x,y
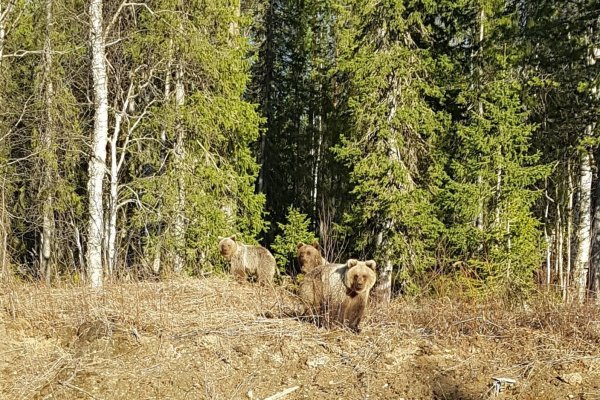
1,277 -> 600,399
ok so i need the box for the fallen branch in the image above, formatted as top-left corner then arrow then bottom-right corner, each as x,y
263,386 -> 300,400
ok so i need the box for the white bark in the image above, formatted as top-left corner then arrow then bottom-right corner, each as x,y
40,0 -> 55,284
107,81 -> 134,278
475,8 -> 485,232
314,114 -> 323,209
0,176 -> 7,277
573,141 -> 593,302
573,32 -> 599,302
591,180 -> 600,301
566,161 -> 574,299
173,62 -> 186,274
556,199 -> 564,296
87,0 -> 108,288
544,197 -> 551,286
587,36 -> 600,302
0,0 -> 15,279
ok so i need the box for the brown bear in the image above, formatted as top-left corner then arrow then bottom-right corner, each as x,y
296,241 -> 328,274
370,261 -> 393,305
218,235 -> 276,285
298,259 -> 377,332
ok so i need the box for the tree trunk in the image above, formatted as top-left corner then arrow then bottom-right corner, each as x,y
587,36 -> 600,302
566,161 -> 574,300
0,176 -> 8,277
556,198 -> 564,296
40,0 -> 55,284
0,1 -> 14,278
573,142 -> 593,302
173,62 -> 186,274
257,0 -> 274,194
544,193 -> 551,286
87,0 -> 108,288
312,111 -> 323,218
0,1 -> 13,62
591,168 -> 600,301
106,81 -> 134,279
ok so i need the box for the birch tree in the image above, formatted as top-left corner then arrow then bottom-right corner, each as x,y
575,27 -> 599,302
574,132 -> 593,302
87,0 -> 108,288
38,0 -> 56,283
0,0 -> 14,276
172,62 -> 186,274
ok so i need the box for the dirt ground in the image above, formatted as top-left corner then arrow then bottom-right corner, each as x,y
1,277 -> 600,400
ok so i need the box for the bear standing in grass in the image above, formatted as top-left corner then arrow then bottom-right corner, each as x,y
296,241 -> 328,274
218,235 -> 276,285
298,259 -> 377,332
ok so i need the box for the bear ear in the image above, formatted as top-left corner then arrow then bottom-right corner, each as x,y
365,260 -> 377,270
229,234 -> 237,241
347,259 -> 358,268
297,242 -> 306,249
311,240 -> 321,250
218,236 -> 224,240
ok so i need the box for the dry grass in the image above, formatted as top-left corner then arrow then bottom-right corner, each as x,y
1,277 -> 600,399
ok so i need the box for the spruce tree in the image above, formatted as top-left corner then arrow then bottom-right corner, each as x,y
332,0 -> 445,284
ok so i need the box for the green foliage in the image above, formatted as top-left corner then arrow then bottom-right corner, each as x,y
0,0 -> 594,297
272,207 -> 317,274
331,0 -> 446,283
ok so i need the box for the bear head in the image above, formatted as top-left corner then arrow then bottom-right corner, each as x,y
344,259 -> 377,294
297,241 -> 323,273
218,235 -> 238,260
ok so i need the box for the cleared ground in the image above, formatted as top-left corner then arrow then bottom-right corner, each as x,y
1,277 -> 600,399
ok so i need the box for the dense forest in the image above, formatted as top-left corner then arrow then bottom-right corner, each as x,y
0,0 -> 599,301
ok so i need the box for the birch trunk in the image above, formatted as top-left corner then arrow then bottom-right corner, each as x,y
107,111 -> 123,278
0,1 -> 13,62
312,112 -> 323,217
40,0 -> 55,284
475,8 -> 485,231
556,199 -> 564,296
573,31 -> 599,302
591,172 -> 600,301
566,162 -> 574,300
0,176 -> 7,277
106,80 -> 134,278
87,0 -> 108,288
587,37 -> 600,302
573,141 -> 593,302
0,1 -> 13,277
173,63 -> 186,274
544,196 -> 551,286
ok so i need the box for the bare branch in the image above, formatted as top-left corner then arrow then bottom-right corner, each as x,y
1,48 -> 80,60
104,2 -> 156,41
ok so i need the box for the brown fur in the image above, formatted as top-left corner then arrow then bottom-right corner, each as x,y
298,259 -> 377,332
296,241 -> 328,274
370,261 -> 393,305
218,235 -> 276,285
